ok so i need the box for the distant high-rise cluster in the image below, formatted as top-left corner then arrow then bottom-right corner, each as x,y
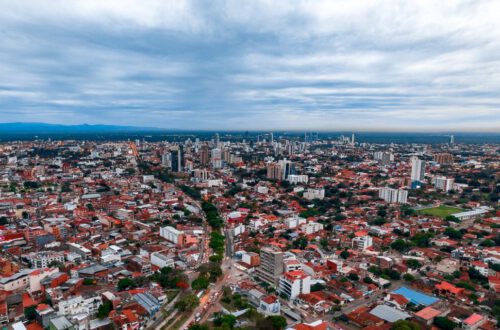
374,151 -> 394,166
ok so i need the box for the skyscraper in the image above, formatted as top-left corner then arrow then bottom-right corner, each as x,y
200,144 -> 209,165
410,156 -> 425,183
211,148 -> 222,169
450,135 -> 455,144
170,146 -> 184,172
351,133 -> 355,145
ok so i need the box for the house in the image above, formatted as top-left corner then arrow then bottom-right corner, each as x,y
259,295 -> 280,316
414,306 -> 443,325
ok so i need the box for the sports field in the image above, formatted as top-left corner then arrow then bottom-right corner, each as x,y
417,205 -> 463,218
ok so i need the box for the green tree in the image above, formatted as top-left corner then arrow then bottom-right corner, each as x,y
256,315 -> 287,330
117,278 -> 136,291
406,259 -> 422,269
340,250 -> 350,259
391,239 -> 411,252
175,293 -> 200,312
392,320 -> 420,330
214,314 -> 237,329
192,276 -> 210,290
24,306 -> 37,320
434,317 -> 457,330
403,273 -> 415,282
348,273 -> 360,281
97,301 -> 113,319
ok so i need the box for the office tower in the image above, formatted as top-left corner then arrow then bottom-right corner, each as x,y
278,158 -> 295,180
170,146 -> 184,172
434,176 -> 454,191
351,133 -> 355,145
200,144 -> 209,165
161,152 -> 172,168
215,133 -> 220,145
211,148 -> 222,169
257,247 -> 284,286
379,187 -> 408,203
450,135 -> 455,144
374,151 -> 394,166
434,153 -> 453,165
270,132 -> 274,143
410,156 -> 425,182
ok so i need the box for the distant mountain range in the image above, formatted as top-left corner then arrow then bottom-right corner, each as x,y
0,122 -> 163,134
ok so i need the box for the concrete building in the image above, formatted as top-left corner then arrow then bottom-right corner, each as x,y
352,235 -> 373,251
278,270 -> 311,300
434,176 -> 454,191
410,156 -> 425,183
374,151 -> 394,166
257,247 -> 284,286
378,187 -> 408,204
160,226 -> 184,245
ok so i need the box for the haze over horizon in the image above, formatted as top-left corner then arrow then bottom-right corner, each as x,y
1,1 -> 500,131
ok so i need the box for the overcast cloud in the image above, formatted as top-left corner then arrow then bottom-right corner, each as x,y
0,0 -> 499,131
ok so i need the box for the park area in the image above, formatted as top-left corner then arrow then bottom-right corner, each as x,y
417,205 -> 462,218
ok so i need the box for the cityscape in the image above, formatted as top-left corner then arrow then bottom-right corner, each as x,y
1,2 -> 500,330
0,131 -> 498,330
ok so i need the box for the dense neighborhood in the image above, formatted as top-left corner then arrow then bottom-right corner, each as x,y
0,133 -> 498,330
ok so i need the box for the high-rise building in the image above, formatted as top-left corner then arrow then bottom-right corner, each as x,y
211,148 -> 222,169
257,247 -> 284,286
450,135 -> 455,144
410,156 -> 425,183
434,153 -> 453,165
170,146 -> 184,172
351,133 -> 355,146
161,152 -> 172,167
278,158 -> 295,180
379,187 -> 408,204
374,151 -> 394,166
200,144 -> 209,165
433,176 -> 454,191
267,163 -> 283,180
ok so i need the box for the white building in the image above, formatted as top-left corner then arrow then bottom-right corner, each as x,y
24,251 -> 65,269
29,267 -> 59,293
374,151 -> 394,166
378,187 -> 408,204
278,270 -> 311,300
434,176 -> 454,191
160,226 -> 183,245
100,248 -> 121,264
452,206 -> 491,221
410,156 -> 425,182
352,235 -> 373,251
57,295 -> 102,316
285,216 -> 307,229
151,252 -> 175,269
287,175 -> 309,184
211,148 -> 222,169
0,270 -> 31,292
301,222 -> 324,234
259,295 -> 281,316
303,188 -> 325,200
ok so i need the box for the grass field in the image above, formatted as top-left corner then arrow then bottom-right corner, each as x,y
417,205 -> 463,218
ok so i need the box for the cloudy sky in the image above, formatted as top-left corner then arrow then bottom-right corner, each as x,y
1,0 -> 499,131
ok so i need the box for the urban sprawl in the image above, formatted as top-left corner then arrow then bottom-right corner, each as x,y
0,133 -> 498,330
